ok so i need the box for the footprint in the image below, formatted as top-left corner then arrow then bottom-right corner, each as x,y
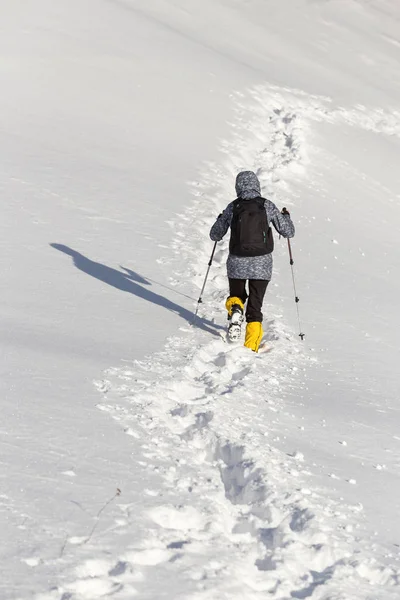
181,410 -> 214,441
108,561 -> 128,576
231,367 -> 251,381
148,505 -> 208,532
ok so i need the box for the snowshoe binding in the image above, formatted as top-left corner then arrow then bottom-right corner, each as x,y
227,304 -> 244,342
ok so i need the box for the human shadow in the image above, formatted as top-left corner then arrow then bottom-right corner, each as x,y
120,266 -> 196,302
50,244 -> 223,335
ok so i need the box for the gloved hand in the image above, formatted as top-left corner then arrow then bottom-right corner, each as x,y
281,207 -> 290,216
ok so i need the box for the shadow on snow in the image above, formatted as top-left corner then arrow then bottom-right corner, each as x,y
50,243 -> 223,336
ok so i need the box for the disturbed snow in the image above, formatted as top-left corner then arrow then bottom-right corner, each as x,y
42,84 -> 400,599
2,1 -> 400,599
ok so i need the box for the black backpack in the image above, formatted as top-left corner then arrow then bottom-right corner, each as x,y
229,197 -> 274,257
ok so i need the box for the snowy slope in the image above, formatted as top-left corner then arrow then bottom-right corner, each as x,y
2,0 -> 400,598
1,1 -> 245,594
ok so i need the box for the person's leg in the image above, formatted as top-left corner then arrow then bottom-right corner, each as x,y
226,279 -> 247,316
244,280 -> 269,352
246,280 -> 269,322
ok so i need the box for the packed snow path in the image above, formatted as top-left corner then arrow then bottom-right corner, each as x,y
38,85 -> 400,599
91,331 -> 376,599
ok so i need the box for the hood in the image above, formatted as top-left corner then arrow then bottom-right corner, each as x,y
235,171 -> 261,200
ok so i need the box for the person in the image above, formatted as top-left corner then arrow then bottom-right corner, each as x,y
209,171 -> 295,352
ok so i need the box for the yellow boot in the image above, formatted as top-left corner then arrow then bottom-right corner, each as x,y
244,322 -> 263,353
225,296 -> 244,317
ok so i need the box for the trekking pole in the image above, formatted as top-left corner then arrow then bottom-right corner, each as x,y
287,239 -> 305,340
193,241 -> 217,320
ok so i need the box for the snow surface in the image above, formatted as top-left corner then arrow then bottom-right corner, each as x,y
2,0 -> 400,598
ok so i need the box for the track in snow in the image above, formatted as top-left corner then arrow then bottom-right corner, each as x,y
40,84 -> 400,599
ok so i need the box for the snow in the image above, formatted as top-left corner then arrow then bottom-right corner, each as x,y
2,0 -> 400,598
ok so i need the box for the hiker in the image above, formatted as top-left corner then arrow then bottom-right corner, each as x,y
209,171 -> 295,352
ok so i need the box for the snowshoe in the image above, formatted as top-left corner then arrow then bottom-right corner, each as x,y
227,304 -> 244,342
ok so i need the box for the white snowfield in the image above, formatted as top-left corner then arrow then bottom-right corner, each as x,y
2,0 -> 400,599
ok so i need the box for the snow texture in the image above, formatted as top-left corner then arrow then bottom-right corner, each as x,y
2,0 -> 400,599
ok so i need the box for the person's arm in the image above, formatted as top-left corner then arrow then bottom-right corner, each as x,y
209,203 -> 233,241
266,200 -> 295,238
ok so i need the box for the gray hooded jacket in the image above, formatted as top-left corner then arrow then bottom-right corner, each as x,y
209,171 -> 295,280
